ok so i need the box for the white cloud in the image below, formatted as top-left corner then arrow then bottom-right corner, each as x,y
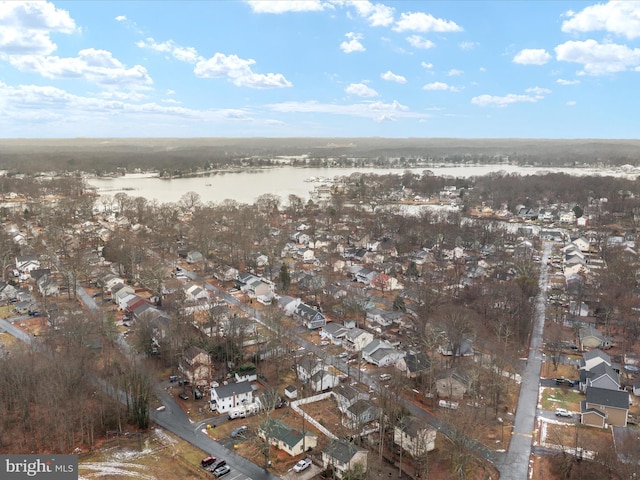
406,35 -> 435,49
459,41 -> 478,51
340,32 -> 365,53
555,39 -> 640,75
115,15 -> 127,22
345,82 -> 379,97
566,100 -> 577,106
556,78 -> 580,85
525,86 -> 551,95
167,89 -> 176,95
8,48 -> 152,88
513,48 -> 552,65
268,99 -> 428,122
194,52 -> 292,89
421,61 -> 433,69
422,81 -> 459,92
562,1 -> 640,40
448,69 -> 463,76
479,66 -> 487,72
0,1 -> 78,55
471,86 -> 550,107
380,70 -> 406,83
471,94 -> 541,107
137,37 -> 201,64
246,0 -> 330,13
346,0 -> 394,27
394,12 -> 463,32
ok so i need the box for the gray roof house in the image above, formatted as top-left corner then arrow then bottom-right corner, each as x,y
210,381 -> 254,414
322,440 -> 368,479
362,339 -> 405,367
293,302 -> 326,330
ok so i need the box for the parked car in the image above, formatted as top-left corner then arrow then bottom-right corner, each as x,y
231,426 -> 248,438
555,408 -> 572,417
201,456 -> 216,468
178,392 -> 189,400
194,388 -> 203,399
212,465 -> 231,477
206,459 -> 226,472
169,375 -> 178,383
293,458 -> 312,473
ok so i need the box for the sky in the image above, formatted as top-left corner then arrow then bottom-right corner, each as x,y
1,0 -> 639,139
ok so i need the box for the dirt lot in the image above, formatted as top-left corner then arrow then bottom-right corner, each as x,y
78,428 -> 211,480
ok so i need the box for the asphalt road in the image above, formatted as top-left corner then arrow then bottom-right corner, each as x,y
497,242 -> 552,479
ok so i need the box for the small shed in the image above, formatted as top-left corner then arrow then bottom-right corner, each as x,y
284,385 -> 298,400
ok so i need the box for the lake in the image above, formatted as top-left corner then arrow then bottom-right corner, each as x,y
85,164 -> 638,206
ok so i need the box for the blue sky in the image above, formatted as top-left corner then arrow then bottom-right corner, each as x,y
1,0 -> 639,138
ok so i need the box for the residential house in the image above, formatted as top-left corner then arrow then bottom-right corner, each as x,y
343,328 -> 374,352
0,280 -> 18,302
234,364 -> 258,383
578,326 -> 607,350
320,322 -> 348,345
394,419 -> 437,458
322,439 -> 368,479
436,370 -> 471,400
344,399 -> 380,429
36,273 -> 59,297
366,307 -> 403,327
396,352 -> 431,379
185,284 -> 210,302
180,346 -> 211,388
293,302 -> 326,330
579,362 -> 620,393
258,418 -> 317,457
362,339 -> 405,367
309,369 -> 340,392
581,387 -> 629,428
333,385 -> 368,412
408,250 -> 431,266
100,274 -> 125,295
354,267 -> 377,285
214,265 -> 239,282
438,337 -> 474,358
15,255 -> 40,275
111,284 -> 134,306
371,273 -> 402,291
296,357 -> 324,382
579,349 -> 613,372
237,272 -> 273,298
210,381 -> 254,414
278,296 -> 300,316
284,385 -> 298,400
186,251 -> 204,264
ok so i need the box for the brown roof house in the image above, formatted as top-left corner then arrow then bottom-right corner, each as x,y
179,346 -> 211,389
580,387 -> 629,428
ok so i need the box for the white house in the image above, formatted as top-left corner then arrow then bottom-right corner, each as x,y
362,340 -> 405,367
343,328 -> 374,352
210,381 -> 254,413
394,419 -> 436,458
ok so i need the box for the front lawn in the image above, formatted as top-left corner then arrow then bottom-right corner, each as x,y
540,387 -> 582,412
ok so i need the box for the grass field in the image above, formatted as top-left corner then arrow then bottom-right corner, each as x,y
540,386 -> 582,412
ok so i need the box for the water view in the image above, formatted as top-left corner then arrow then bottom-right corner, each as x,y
85,164 -> 637,205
